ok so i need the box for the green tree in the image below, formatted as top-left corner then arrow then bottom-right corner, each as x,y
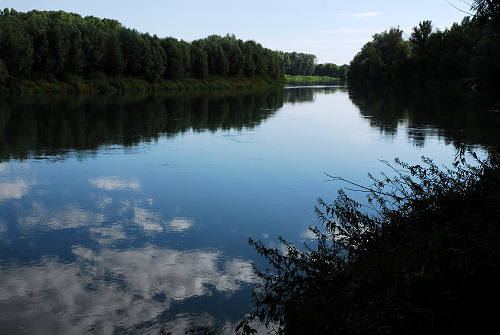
103,32 -> 124,74
409,20 -> 432,58
348,28 -> 410,82
0,13 -> 34,77
472,0 -> 500,26
162,37 -> 185,79
190,44 -> 208,78
119,28 -> 145,76
142,35 -> 166,82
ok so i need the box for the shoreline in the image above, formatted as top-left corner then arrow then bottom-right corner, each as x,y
0,76 -> 285,95
285,75 -> 342,86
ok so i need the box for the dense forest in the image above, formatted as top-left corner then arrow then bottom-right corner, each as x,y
0,9 -> 353,93
0,9 -> 284,88
281,51 -> 347,79
314,63 -> 348,80
347,0 -> 500,90
281,52 -> 316,76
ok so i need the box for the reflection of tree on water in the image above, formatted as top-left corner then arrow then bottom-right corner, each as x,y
348,84 -> 500,148
0,89 -> 286,161
284,86 -> 345,104
0,86 -> 352,161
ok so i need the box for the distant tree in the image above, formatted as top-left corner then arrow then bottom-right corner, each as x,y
222,34 -> 244,76
119,28 -> 145,76
313,63 -> 348,79
242,41 -> 257,77
282,52 -> 316,75
142,35 -> 166,82
162,37 -> 185,79
409,20 -> 432,58
338,64 -> 348,80
347,28 -> 410,82
0,13 -> 34,77
103,32 -> 124,74
66,24 -> 86,74
190,44 -> 208,78
201,35 -> 229,76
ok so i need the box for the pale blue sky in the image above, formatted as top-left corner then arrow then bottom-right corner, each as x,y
4,1 -> 470,64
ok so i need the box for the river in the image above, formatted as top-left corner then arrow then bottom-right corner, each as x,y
0,86 -> 498,334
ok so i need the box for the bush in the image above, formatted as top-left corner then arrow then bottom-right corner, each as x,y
239,152 -> 500,334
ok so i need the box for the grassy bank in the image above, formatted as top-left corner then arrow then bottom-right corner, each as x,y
1,75 -> 285,95
285,75 -> 341,86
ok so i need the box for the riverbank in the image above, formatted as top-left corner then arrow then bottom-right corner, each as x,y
0,75 -> 285,95
285,75 -> 341,86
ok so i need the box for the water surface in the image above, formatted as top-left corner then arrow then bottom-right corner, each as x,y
0,86 -> 498,334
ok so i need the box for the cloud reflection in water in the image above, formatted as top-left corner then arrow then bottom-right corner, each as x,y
0,179 -> 29,201
0,245 -> 256,335
89,177 -> 141,191
19,202 -> 105,230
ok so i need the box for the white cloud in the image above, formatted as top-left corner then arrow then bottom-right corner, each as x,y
89,177 -> 140,191
0,180 -> 28,201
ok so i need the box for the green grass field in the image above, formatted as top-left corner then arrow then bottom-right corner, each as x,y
285,75 -> 341,85
3,75 -> 285,95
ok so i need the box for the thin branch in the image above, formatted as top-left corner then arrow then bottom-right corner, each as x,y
324,173 -> 404,200
459,0 -> 474,8
447,0 -> 474,15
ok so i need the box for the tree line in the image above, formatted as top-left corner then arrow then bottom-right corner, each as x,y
281,52 -> 316,75
313,63 -> 348,79
347,0 -> 500,89
0,9 -> 284,85
281,51 -> 348,78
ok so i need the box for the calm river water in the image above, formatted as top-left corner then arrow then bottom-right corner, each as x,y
0,86 -> 498,334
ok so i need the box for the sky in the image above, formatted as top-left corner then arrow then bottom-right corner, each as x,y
4,0 -> 471,64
